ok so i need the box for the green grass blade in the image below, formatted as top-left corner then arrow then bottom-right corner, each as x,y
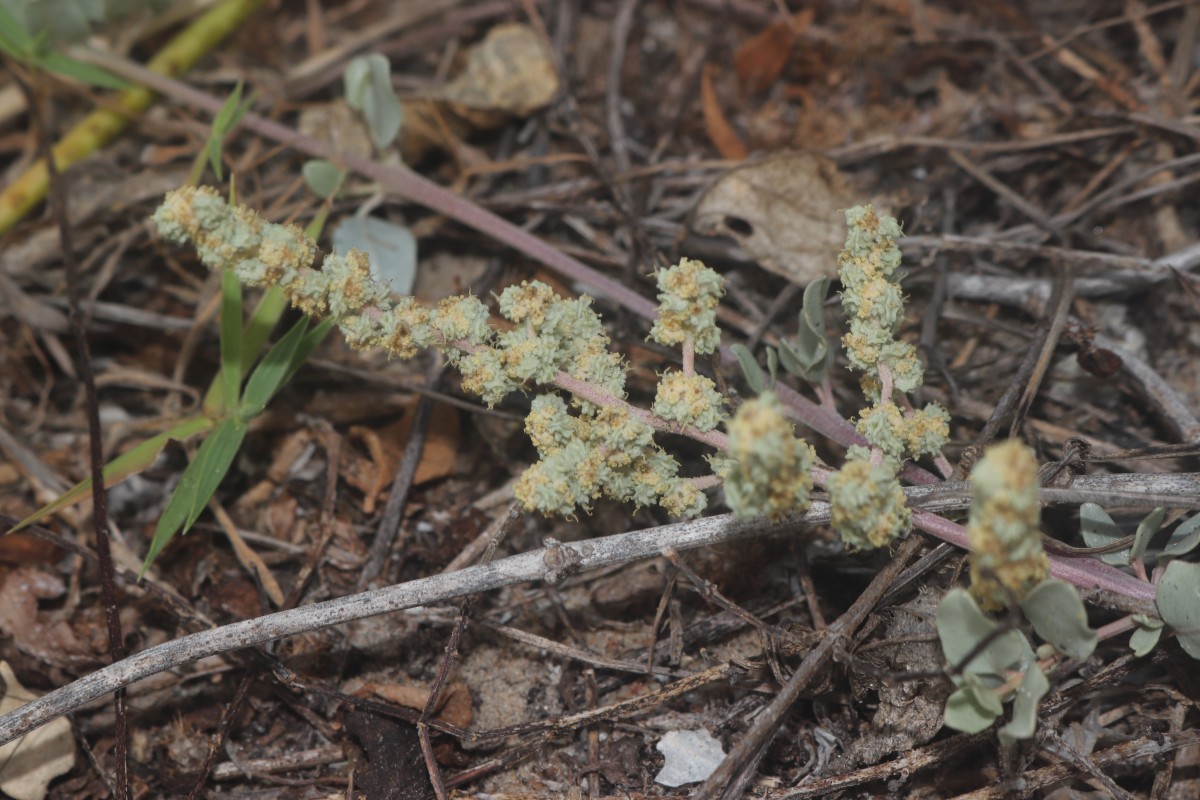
218,268 -> 243,410
38,51 -> 130,89
282,317 -> 333,386
240,285 -> 288,363
205,80 -> 251,180
238,315 -> 308,417
10,415 -> 213,532
0,4 -> 35,55
202,285 -> 289,413
141,416 -> 247,575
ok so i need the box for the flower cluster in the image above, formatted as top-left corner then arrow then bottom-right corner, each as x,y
516,395 -> 704,518
966,440 -> 1049,610
153,187 -> 721,519
839,206 -> 919,391
648,257 -> 724,354
826,459 -> 911,551
723,392 -> 815,519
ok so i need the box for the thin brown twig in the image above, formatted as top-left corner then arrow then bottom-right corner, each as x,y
7,58 -> 131,800
0,469 -> 1173,748
357,359 -> 446,590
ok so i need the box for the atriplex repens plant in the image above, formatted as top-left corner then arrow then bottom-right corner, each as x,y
66,186 -> 1200,742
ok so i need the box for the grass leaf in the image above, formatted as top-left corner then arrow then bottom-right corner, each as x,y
11,416 -> 213,532
205,80 -> 251,180
38,51 -> 130,89
238,315 -> 308,417
142,417 -> 247,575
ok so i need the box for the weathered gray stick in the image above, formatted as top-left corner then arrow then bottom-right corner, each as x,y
2,470 -> 1186,748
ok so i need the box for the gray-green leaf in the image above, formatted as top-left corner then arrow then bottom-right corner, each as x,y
1162,514 -> 1200,560
343,53 -> 403,150
1020,579 -> 1097,660
937,588 -> 1030,678
1130,507 -> 1165,564
332,215 -> 417,295
1129,615 -> 1165,657
1080,502 -> 1128,566
1157,560 -> 1200,660
944,681 -> 1000,734
730,344 -> 767,394
998,663 -> 1048,743
302,159 -> 345,200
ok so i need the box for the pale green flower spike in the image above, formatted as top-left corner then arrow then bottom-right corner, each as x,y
838,204 -> 940,419
967,440 -> 1049,610
824,205 -> 950,551
827,459 -> 911,551
724,391 -> 814,519
649,257 -> 725,354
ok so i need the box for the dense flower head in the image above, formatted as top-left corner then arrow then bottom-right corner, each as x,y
724,392 -> 815,519
498,281 -> 558,326
514,390 -> 705,519
827,459 -> 911,551
649,258 -> 724,354
855,403 -> 907,461
652,371 -> 726,432
903,404 -> 952,458
967,440 -> 1048,610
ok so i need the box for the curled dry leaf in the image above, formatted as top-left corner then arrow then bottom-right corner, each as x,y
0,568 -> 96,668
403,23 -> 560,162
0,661 -> 75,800
297,99 -> 375,161
691,152 -> 856,285
341,401 -> 461,514
441,23 -> 560,122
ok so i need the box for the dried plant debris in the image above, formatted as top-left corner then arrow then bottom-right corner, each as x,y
691,153 -> 856,285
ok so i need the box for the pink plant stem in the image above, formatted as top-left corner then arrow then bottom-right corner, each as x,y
689,474 -> 723,491
682,336 -> 695,377
877,362 -> 894,402
83,52 -> 662,321
1095,616 -> 1137,642
911,509 -> 1157,609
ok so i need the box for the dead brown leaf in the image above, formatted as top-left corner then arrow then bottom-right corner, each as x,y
0,661 -> 75,800
691,152 -> 855,285
0,532 -> 61,565
353,680 -> 473,728
733,10 -> 814,95
342,401 -> 461,513
701,64 -> 747,161
399,19 -> 560,164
